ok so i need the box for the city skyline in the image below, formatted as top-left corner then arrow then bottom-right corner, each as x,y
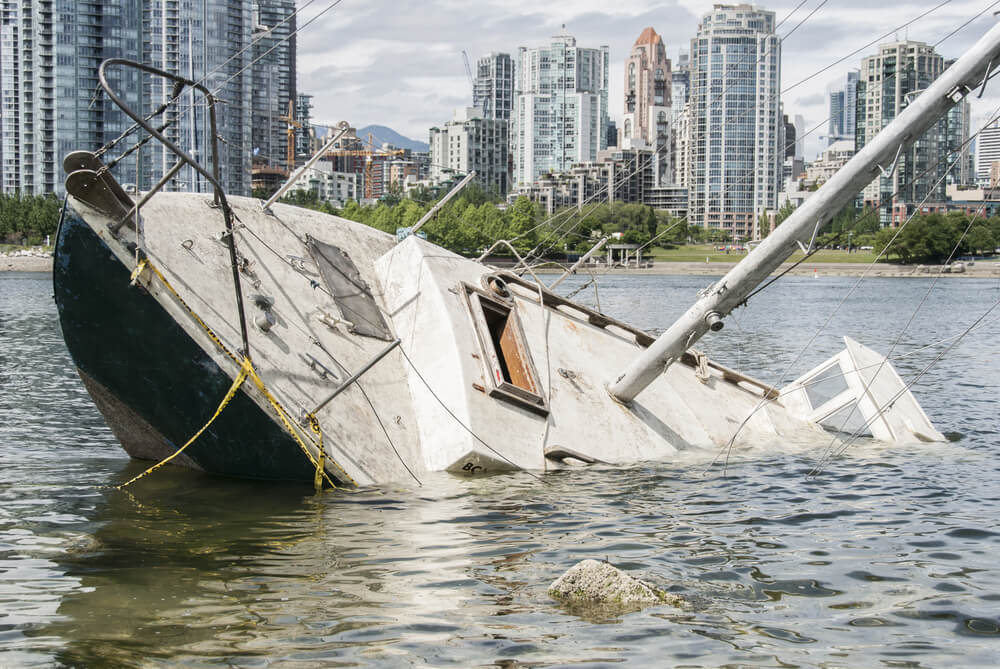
295,0 -> 1000,161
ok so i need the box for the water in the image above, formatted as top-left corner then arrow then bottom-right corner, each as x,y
2,270 -> 999,667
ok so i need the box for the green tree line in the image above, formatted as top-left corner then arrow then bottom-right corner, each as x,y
875,211 -> 1000,263
273,184 -> 692,258
0,193 -> 62,246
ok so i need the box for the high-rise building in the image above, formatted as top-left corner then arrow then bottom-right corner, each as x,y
685,4 -> 782,237
1,0 -> 255,196
975,119 -> 1000,186
473,53 -> 514,121
250,0 -> 296,171
606,120 -> 618,148
671,48 -> 690,117
295,93 -> 313,157
622,27 -> 671,186
670,48 -> 690,186
944,91 -> 973,187
512,29 -> 609,185
856,41 -> 970,221
142,0 -> 254,195
783,114 -> 796,160
0,0 -> 140,195
827,70 -> 858,146
430,106 -> 509,195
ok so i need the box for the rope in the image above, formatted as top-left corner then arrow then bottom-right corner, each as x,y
116,358 -> 252,489
129,258 -> 353,489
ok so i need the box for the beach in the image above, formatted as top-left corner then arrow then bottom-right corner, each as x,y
1,252 -> 53,273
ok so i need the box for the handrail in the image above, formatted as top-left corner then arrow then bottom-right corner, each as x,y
97,58 -> 252,359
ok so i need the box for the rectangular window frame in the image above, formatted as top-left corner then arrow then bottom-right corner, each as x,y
462,283 -> 548,416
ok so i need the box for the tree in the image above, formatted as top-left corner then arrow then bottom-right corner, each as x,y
966,225 -> 996,255
875,213 -> 962,264
0,193 -> 61,246
505,196 -> 539,254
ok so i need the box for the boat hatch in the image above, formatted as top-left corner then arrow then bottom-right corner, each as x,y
779,337 -> 945,443
464,284 -> 548,417
306,235 -> 393,340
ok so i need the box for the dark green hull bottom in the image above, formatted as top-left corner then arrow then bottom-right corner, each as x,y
53,207 -> 319,483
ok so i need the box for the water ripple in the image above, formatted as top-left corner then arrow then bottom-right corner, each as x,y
2,273 -> 999,667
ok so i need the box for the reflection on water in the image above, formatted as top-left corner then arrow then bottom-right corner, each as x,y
2,271 -> 999,667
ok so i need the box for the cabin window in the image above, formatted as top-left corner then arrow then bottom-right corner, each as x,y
464,285 -> 548,416
803,362 -> 849,410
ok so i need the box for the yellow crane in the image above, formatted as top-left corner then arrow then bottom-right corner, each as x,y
278,100 -> 302,174
324,132 -> 405,199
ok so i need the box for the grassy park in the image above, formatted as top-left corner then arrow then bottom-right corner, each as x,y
646,244 -> 879,264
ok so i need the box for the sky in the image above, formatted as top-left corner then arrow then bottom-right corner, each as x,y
295,0 -> 1000,161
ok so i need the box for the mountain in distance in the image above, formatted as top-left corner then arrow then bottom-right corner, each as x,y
356,124 -> 429,152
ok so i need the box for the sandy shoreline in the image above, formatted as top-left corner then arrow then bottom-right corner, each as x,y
4,253 -> 999,278
1,255 -> 53,273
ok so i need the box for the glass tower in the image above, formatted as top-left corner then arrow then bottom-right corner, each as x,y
1,0 -> 259,196
512,29 -> 609,185
685,4 -> 782,238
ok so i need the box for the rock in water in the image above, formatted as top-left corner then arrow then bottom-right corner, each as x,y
548,559 -> 683,608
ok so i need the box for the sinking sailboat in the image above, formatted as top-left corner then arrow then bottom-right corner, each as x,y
54,24 -> 1000,486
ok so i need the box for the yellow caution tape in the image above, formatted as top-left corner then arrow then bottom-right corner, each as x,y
117,358 -> 252,489
124,257 -> 356,489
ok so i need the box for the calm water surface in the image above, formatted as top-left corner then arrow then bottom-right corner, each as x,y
2,270 -> 999,667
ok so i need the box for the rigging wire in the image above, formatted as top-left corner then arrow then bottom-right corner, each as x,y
519,0 -> 953,274
713,101 -> 1000,474
100,0 -> 328,157
506,0 -> 826,255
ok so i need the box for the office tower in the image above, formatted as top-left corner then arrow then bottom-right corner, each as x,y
827,70 -> 858,146
473,52 -> 514,121
685,4 -> 782,237
512,28 -> 609,185
251,0 -> 296,170
622,27 -> 671,186
857,41 -> 970,218
430,106 -> 509,195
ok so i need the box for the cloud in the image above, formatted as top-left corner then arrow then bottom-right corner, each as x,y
295,0 -> 1000,160
795,93 -> 826,107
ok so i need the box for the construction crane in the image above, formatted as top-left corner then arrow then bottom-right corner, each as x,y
324,130 -> 406,200
461,50 -> 489,118
278,99 -> 302,174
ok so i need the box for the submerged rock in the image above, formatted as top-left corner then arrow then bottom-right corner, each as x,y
548,559 -> 684,609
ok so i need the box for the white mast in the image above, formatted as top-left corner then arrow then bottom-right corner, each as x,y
609,21 -> 1000,404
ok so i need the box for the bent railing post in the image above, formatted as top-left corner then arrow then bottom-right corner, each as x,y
98,58 -> 252,359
